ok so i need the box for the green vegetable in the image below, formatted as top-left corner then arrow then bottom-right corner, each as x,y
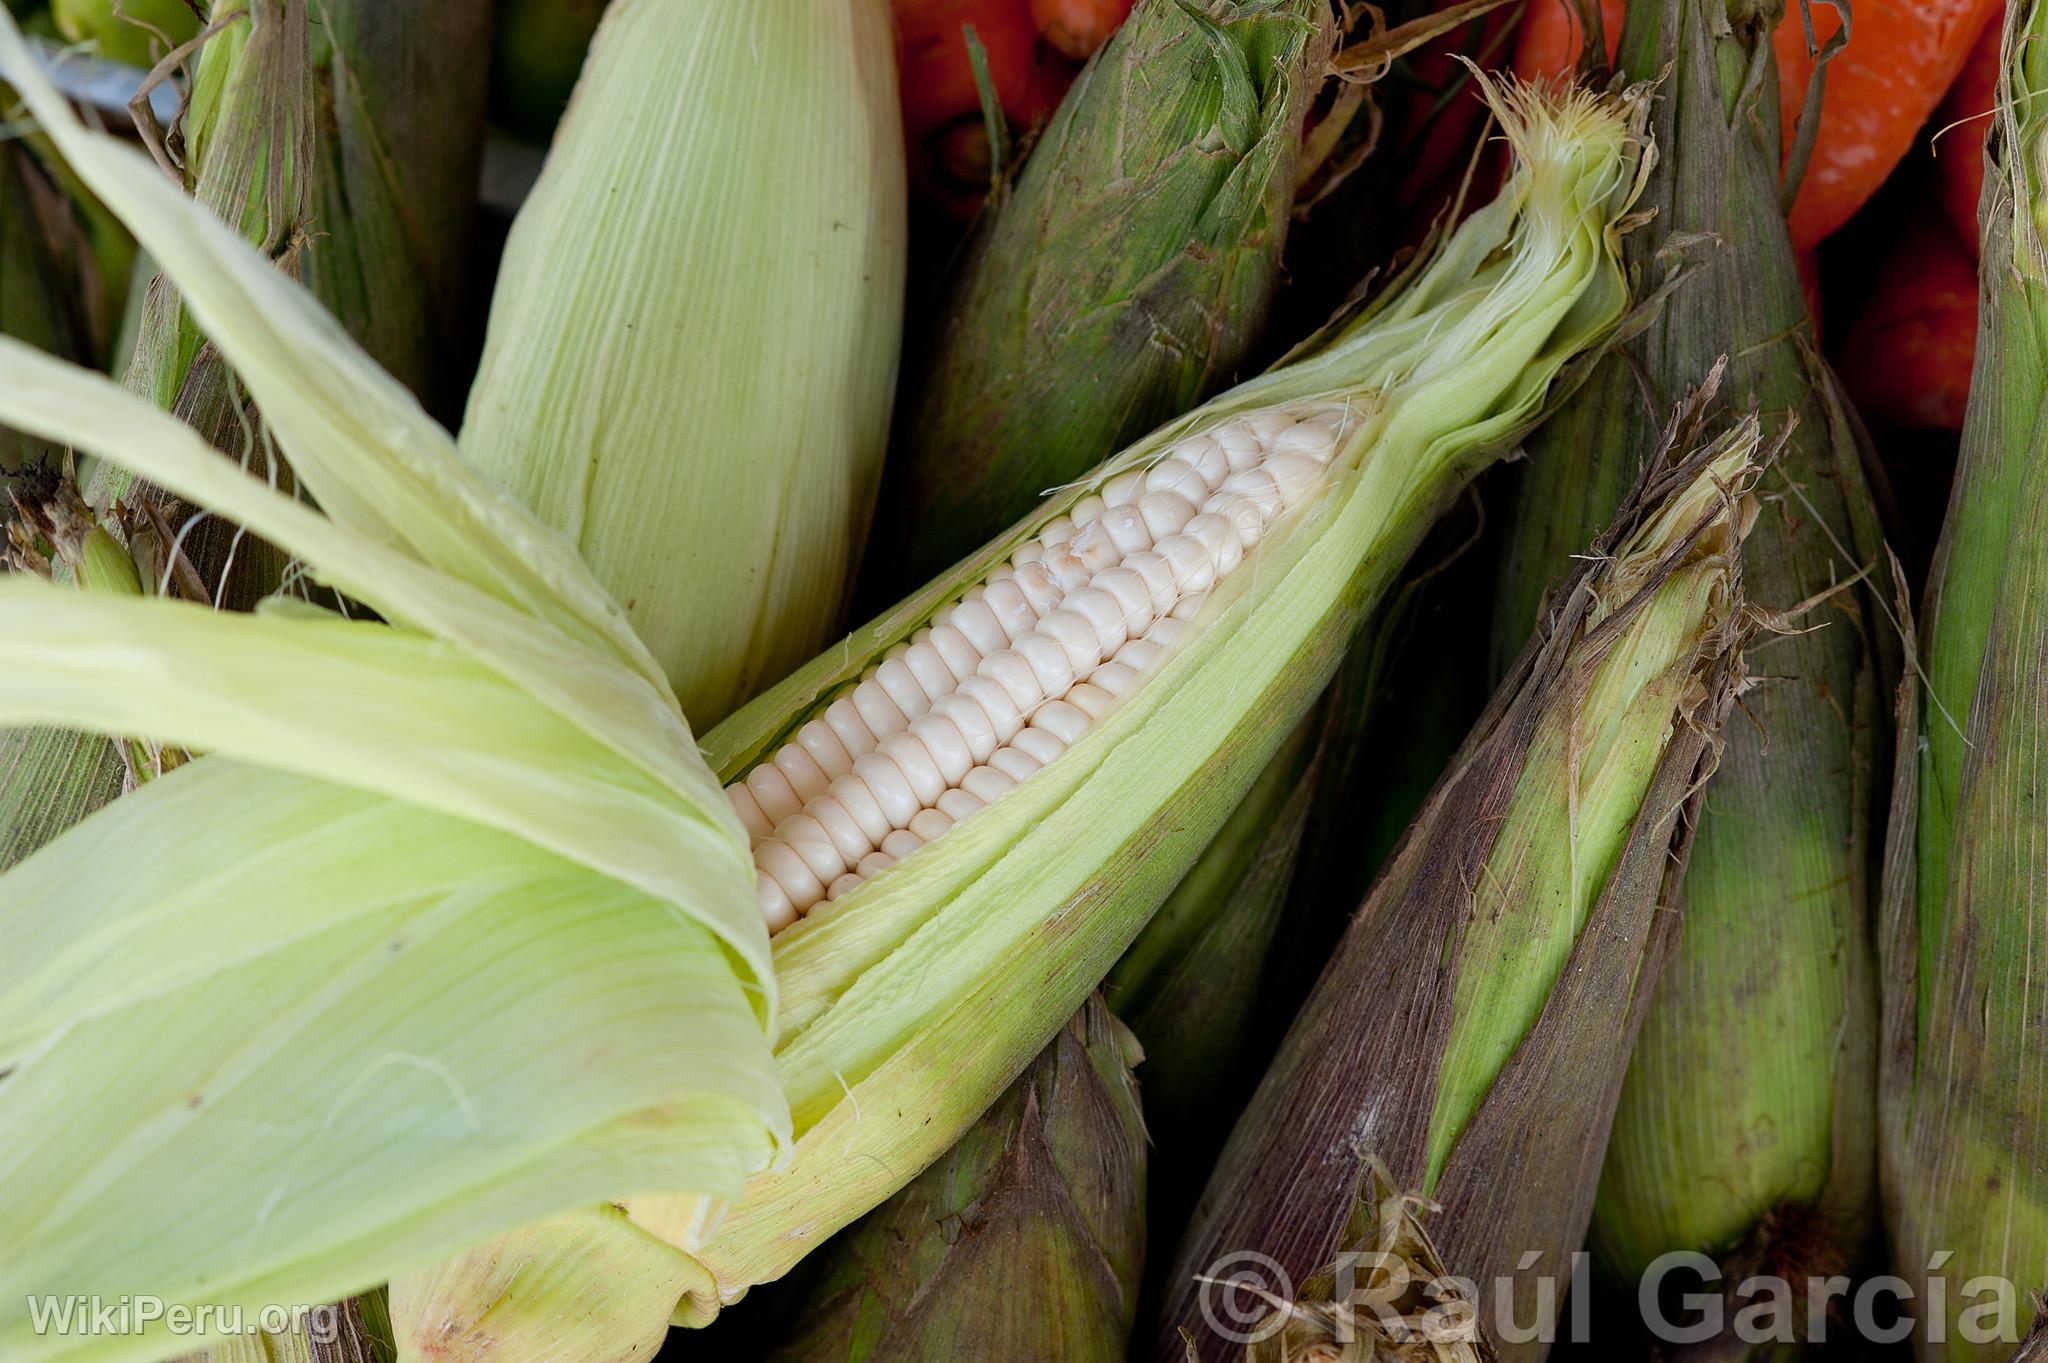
1490,0 -> 1891,1323
1881,6 -> 2048,1358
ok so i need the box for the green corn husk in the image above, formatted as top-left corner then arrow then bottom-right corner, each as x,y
767,995 -> 1147,1363
385,77 -> 1652,1363
1159,382 -> 1760,1363
1488,0 -> 1892,1314
1880,5 -> 2048,1357
50,0 -> 200,68
862,0 -> 1332,600
459,0 -> 905,727
301,0 -> 492,420
0,10 -> 790,1360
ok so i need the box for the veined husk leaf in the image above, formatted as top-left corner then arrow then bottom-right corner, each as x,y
0,12 -> 784,1361
767,995 -> 1147,1362
1490,0 -> 1891,1310
865,0 -> 1333,597
1880,3 -> 2048,1357
1159,383 -> 1759,1363
387,76 -> 1656,1363
459,0 -> 906,725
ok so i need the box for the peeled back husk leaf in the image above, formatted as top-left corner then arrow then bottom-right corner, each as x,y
387,74 -> 1656,1363
0,12 -> 787,1359
1159,379 -> 1760,1363
767,995 -> 1147,1363
1879,4 -> 2048,1357
459,0 -> 906,726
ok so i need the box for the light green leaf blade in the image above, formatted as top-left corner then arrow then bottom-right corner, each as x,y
0,763 -> 783,1363
0,576 -> 768,987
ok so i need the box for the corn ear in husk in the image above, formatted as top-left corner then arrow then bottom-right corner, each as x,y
0,14 -> 787,1360
1879,4 -> 2048,1356
389,76 -> 1654,1363
866,0 -> 1332,597
767,996 -> 1146,1363
459,0 -> 905,725
300,0 -> 492,419
1159,382 -> 1759,1363
1491,0 -> 1890,1310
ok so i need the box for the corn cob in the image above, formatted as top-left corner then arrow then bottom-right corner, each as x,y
458,0 -> 905,726
1490,0 -> 1891,1316
1880,4 -> 2048,1356
864,0 -> 1330,598
0,13 -> 788,1360
854,0 -> 1323,1236
386,76 -> 1651,1363
1159,380 -> 1759,1363
767,995 -> 1146,1362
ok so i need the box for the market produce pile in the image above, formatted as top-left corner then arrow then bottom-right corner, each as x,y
0,1 -> 2042,1361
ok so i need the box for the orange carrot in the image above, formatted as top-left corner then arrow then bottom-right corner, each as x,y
1838,213 -> 1979,431
1933,13 -> 2000,255
894,0 -> 1077,215
1778,0 -> 2001,251
1509,0 -> 1623,80
1030,0 -> 1132,60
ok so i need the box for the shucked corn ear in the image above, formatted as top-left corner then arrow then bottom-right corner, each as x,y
1159,378 -> 1760,1363
769,995 -> 1147,1362
0,14 -> 787,1363
387,75 -> 1653,1363
459,0 -> 905,725
1880,4 -> 2048,1356
865,0 -> 1332,596
1493,0 -> 1891,1310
